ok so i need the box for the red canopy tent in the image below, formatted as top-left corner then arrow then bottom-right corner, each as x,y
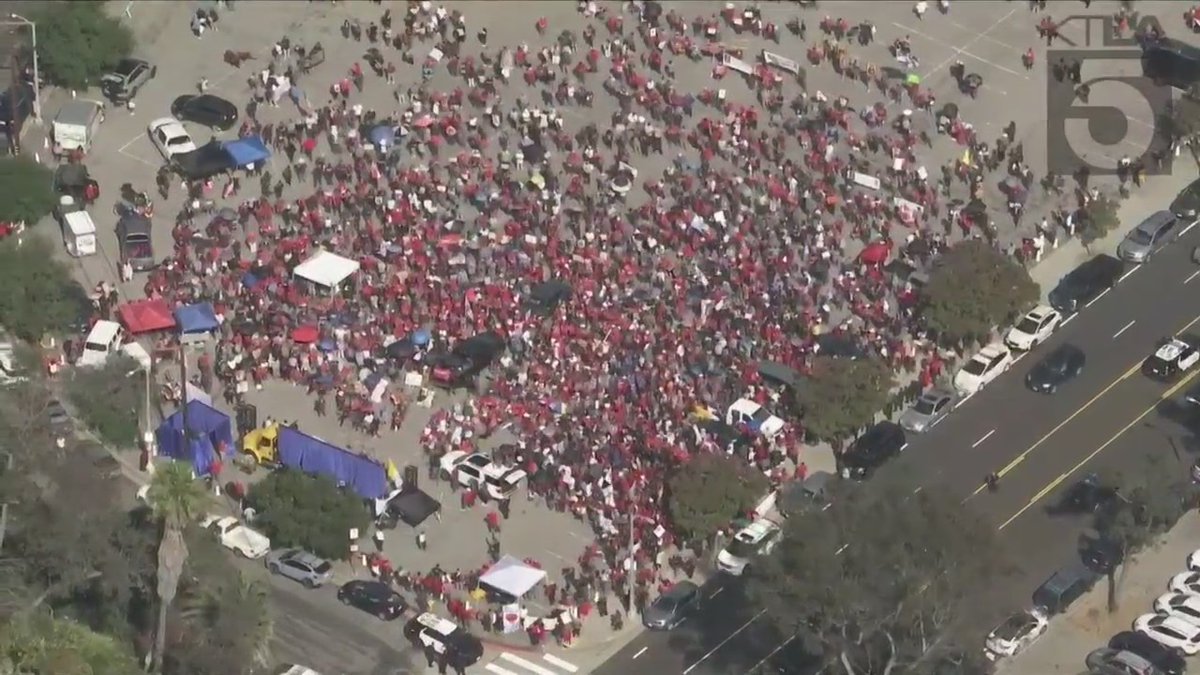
858,241 -> 891,266
118,298 -> 177,335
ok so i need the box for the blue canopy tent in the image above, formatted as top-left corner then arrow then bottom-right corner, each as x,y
222,135 -> 271,168
174,302 -> 220,335
155,400 -> 235,476
277,426 -> 388,499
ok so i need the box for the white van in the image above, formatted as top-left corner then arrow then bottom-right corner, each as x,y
63,208 -> 97,257
78,320 -> 151,370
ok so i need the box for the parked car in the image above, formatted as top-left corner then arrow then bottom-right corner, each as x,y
983,609 -> 1048,660
1109,630 -> 1187,675
841,422 -> 907,480
439,451 -> 526,501
265,548 -> 334,588
1155,592 -> 1200,628
1171,176 -> 1200,223
170,93 -> 238,130
428,332 -> 505,390
898,387 -> 955,433
726,398 -> 785,439
148,117 -> 197,160
954,343 -> 1013,395
1047,254 -> 1124,314
642,580 -> 702,630
1170,571 -> 1200,596
1025,343 -> 1086,394
337,580 -> 406,620
1004,305 -> 1062,351
200,514 -> 271,559
1135,613 -> 1200,654
1117,210 -> 1181,263
1032,562 -> 1099,615
1084,648 -> 1163,675
100,58 -> 156,103
716,519 -> 782,576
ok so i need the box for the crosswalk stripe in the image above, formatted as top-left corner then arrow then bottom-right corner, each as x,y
499,653 -> 559,675
484,664 -> 521,675
542,654 -> 579,673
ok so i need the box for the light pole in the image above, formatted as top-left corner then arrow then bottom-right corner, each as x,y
1142,422 -> 1182,462
7,14 -> 39,123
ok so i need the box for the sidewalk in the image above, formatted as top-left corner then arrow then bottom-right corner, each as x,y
997,511 -> 1200,675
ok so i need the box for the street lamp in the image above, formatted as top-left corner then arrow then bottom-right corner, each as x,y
7,13 -> 39,123
1142,422 -> 1182,462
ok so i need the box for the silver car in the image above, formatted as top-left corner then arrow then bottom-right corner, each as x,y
265,549 -> 334,588
898,388 -> 956,433
642,580 -> 702,630
1117,210 -> 1180,263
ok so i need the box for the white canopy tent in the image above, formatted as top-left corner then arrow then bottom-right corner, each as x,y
478,555 -> 547,599
294,250 -> 361,291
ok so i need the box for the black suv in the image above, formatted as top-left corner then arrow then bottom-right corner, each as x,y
1171,177 -> 1200,222
429,332 -> 505,389
1108,630 -> 1187,675
336,580 -> 406,620
1047,254 -> 1125,314
841,421 -> 907,480
171,94 -> 239,130
1032,562 -> 1099,615
100,58 -> 156,103
0,84 -> 34,137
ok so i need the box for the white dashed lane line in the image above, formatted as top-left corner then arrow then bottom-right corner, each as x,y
1113,320 -> 1136,339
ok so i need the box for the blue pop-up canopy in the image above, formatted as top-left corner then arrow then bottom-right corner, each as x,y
222,135 -> 271,168
174,302 -> 220,335
155,400 -> 234,476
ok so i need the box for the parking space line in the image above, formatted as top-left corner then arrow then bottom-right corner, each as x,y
1187,270 -> 1200,285
939,17 -> 1026,52
709,586 -> 724,599
1120,266 -> 1141,282
971,429 -> 996,448
1183,220 -> 1199,237
632,646 -> 649,659
1062,314 -> 1076,327
1112,320 -> 1136,339
682,608 -> 768,675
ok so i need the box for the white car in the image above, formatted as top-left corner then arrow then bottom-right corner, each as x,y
148,117 -> 197,160
1170,571 -> 1200,595
726,399 -> 785,438
983,609 -> 1048,660
1004,305 -> 1061,351
715,519 -> 781,576
953,343 -> 1014,395
1135,613 -> 1200,654
440,451 -> 527,500
1187,548 -> 1200,573
1155,592 -> 1200,627
201,514 -> 271,559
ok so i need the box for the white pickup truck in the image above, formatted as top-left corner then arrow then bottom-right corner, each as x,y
200,514 -> 271,559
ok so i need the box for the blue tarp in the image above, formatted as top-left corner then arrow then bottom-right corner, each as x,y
222,135 -> 271,168
155,400 -> 234,476
174,302 -> 220,334
277,426 -> 388,499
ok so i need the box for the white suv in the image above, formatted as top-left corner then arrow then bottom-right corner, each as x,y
440,451 -> 527,500
716,520 -> 781,576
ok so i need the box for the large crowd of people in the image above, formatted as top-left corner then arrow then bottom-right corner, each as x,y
131,0 -> 1156,632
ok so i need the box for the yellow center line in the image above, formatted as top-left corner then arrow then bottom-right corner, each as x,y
999,365 -> 1200,530
966,311 -> 1200,500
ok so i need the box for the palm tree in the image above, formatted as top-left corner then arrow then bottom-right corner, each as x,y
179,573 -> 274,669
145,460 -> 209,673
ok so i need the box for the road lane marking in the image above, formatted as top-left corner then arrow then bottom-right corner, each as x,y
682,608 -> 769,675
1086,288 -> 1111,308
709,586 -> 724,599
485,664 -> 520,675
999,366 -> 1200,530
1187,270 -> 1200,285
744,636 -> 798,675
972,430 -> 996,448
1113,320 -> 1136,338
968,310 -> 1200,499
913,486 -> 924,494
1120,266 -> 1141,282
1062,314 -> 1076,327
632,647 -> 648,659
500,653 -> 557,675
1183,220 -> 1199,236
544,654 -> 580,672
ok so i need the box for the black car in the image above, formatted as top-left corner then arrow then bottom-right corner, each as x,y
841,421 -> 907,480
1046,474 -> 1119,516
1032,562 -> 1099,615
1171,177 -> 1200,221
171,94 -> 238,130
337,580 -> 406,620
1143,37 -> 1200,94
1080,536 -> 1124,574
1109,630 -> 1188,675
1025,343 -> 1086,394
1047,255 -> 1125,314
524,280 -> 572,316
403,612 -> 484,669
0,84 -> 34,137
429,332 -> 505,389
100,58 -> 156,103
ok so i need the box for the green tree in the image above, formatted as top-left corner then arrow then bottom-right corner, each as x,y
748,482 -> 1010,675
175,573 -> 273,673
0,157 -> 55,226
0,612 -> 141,675
797,356 -> 894,442
247,469 -> 371,560
666,453 -> 769,544
146,460 -> 210,674
32,3 -> 133,89
1080,195 -> 1122,250
921,239 -> 1038,345
1093,450 -> 1194,612
65,355 -> 142,448
0,238 -> 85,342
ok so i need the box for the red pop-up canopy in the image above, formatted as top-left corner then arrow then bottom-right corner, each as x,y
119,298 -> 177,335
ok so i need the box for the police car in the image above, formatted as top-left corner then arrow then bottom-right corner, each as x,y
715,519 -> 782,576
1142,337 -> 1200,380
403,612 -> 484,669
